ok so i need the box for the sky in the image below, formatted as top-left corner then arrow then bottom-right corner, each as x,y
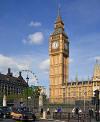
0,0 -> 100,92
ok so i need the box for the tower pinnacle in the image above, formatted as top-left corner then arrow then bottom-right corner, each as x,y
56,5 -> 63,23
54,5 -> 64,31
58,4 -> 60,17
93,59 -> 100,81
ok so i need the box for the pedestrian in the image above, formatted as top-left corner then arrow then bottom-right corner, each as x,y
57,107 -> 62,113
47,108 -> 50,115
89,108 -> 93,118
75,107 -> 79,114
91,109 -> 94,118
54,108 -> 57,113
32,113 -> 36,122
95,110 -> 99,121
40,108 -> 43,115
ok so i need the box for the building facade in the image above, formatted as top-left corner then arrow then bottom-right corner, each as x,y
0,68 -> 28,103
49,11 -> 100,104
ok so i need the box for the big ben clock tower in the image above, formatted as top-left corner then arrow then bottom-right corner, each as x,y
49,10 -> 69,103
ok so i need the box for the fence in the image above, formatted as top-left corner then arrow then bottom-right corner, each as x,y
53,112 -> 92,122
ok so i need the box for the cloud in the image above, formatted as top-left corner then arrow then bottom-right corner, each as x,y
29,21 -> 42,27
39,59 -> 50,73
0,54 -> 38,85
23,32 -> 44,45
0,54 -> 32,73
0,53 -> 50,86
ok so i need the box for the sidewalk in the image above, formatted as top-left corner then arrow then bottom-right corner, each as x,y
44,118 -> 99,122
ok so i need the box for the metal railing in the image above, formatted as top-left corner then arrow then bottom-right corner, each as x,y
53,112 -> 93,122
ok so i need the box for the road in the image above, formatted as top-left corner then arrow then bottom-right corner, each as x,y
0,119 -> 55,122
0,118 -> 98,122
0,119 -> 70,122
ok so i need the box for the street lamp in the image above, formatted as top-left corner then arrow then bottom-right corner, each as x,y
26,75 -> 29,108
83,90 -> 86,112
3,85 -> 7,107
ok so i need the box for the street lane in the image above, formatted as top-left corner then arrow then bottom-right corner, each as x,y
0,118 -> 98,122
1,119 -> 15,122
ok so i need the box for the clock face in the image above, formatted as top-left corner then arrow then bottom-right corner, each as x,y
65,43 -> 68,49
52,41 -> 59,49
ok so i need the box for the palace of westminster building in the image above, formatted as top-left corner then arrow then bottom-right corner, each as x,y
49,11 -> 100,104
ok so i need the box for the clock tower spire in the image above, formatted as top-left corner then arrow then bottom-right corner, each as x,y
55,6 -> 64,30
49,8 -> 69,103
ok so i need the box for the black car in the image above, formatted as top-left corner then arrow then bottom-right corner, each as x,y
0,110 -> 4,119
0,106 -> 11,118
21,111 -> 36,121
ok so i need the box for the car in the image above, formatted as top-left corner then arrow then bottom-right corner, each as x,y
0,109 -> 3,118
72,107 -> 82,114
21,111 -> 36,121
11,107 -> 36,121
11,111 -> 23,120
0,106 -> 11,118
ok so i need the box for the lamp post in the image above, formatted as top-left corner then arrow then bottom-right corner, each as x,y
84,93 -> 85,112
83,90 -> 86,112
3,85 -> 7,107
26,75 -> 29,108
